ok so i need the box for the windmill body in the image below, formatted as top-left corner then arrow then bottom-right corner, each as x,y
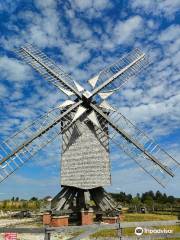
0,44 -> 179,216
61,113 -> 110,189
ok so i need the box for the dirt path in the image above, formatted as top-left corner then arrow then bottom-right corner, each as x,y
0,218 -> 35,227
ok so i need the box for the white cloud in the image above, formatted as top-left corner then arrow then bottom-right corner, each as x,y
0,0 -> 18,13
72,0 -> 112,19
73,0 -> 93,10
73,0 -> 111,11
131,0 -> 180,18
93,0 -> 112,10
62,43 -> 90,67
159,25 -> 180,43
0,84 -> 9,98
0,56 -> 33,82
114,16 -> 143,44
119,94 -> 180,135
34,0 -> 57,9
70,19 -> 92,40
102,16 -> 143,49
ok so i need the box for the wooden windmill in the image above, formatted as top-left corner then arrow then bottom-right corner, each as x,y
0,45 -> 179,216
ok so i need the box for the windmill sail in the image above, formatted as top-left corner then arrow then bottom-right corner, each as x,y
0,102 -> 81,183
91,104 -> 179,187
17,44 -> 81,98
91,49 -> 149,98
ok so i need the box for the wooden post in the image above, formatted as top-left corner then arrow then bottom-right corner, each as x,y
44,228 -> 51,240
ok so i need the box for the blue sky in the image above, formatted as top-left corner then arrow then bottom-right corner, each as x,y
0,0 -> 180,199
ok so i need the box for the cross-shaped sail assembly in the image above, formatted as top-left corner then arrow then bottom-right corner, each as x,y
0,45 -> 179,212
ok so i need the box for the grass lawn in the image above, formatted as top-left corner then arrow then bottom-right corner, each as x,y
90,228 -> 142,238
90,229 -> 117,238
71,230 -> 84,237
157,239 -> 180,240
90,228 -> 145,238
90,225 -> 180,238
154,225 -> 180,232
124,213 -> 178,222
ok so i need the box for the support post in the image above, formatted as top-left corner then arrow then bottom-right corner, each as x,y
44,228 -> 51,240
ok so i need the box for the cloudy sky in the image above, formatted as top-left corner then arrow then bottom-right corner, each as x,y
0,0 -> 180,199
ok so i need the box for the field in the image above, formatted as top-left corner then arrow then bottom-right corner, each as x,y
123,213 -> 178,221
90,225 -> 180,238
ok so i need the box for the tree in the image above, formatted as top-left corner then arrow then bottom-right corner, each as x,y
126,194 -> 132,203
132,196 -> 141,205
167,196 -> 175,204
30,197 -> 38,201
136,193 -> 140,199
131,196 -> 141,212
144,196 -> 153,207
155,191 -> 164,203
142,191 -> 155,203
119,192 -> 126,202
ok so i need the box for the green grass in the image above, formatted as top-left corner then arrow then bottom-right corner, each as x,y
124,213 -> 177,222
90,225 -> 180,238
90,228 -> 143,238
157,239 -> 180,240
71,230 -> 84,237
90,229 -> 117,238
154,225 -> 180,232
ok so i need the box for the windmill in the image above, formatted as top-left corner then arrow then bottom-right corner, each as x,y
0,45 -> 179,216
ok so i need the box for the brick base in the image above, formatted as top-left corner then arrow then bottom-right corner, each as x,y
81,209 -> 94,225
102,216 -> 118,224
43,212 -> 51,225
50,215 -> 69,227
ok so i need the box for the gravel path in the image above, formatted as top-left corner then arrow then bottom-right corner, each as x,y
0,218 -> 35,227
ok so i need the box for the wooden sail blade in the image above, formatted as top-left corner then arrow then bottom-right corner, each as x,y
58,100 -> 75,109
90,49 -> 149,98
88,74 -> 99,89
91,103 -> 179,186
18,44 -> 81,98
98,91 -> 114,100
87,110 -> 101,128
0,102 -> 82,183
72,106 -> 87,122
99,100 -> 116,112
73,80 -> 84,92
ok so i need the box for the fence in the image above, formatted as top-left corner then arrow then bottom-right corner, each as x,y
0,227 -> 50,240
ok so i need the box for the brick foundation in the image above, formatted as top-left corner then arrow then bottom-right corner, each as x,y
102,216 -> 118,224
81,209 -> 94,225
43,212 -> 51,225
50,215 -> 69,227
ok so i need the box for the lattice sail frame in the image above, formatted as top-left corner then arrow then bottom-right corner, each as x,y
18,44 -> 80,97
0,103 -> 81,182
92,105 -> 179,187
90,48 -> 149,98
